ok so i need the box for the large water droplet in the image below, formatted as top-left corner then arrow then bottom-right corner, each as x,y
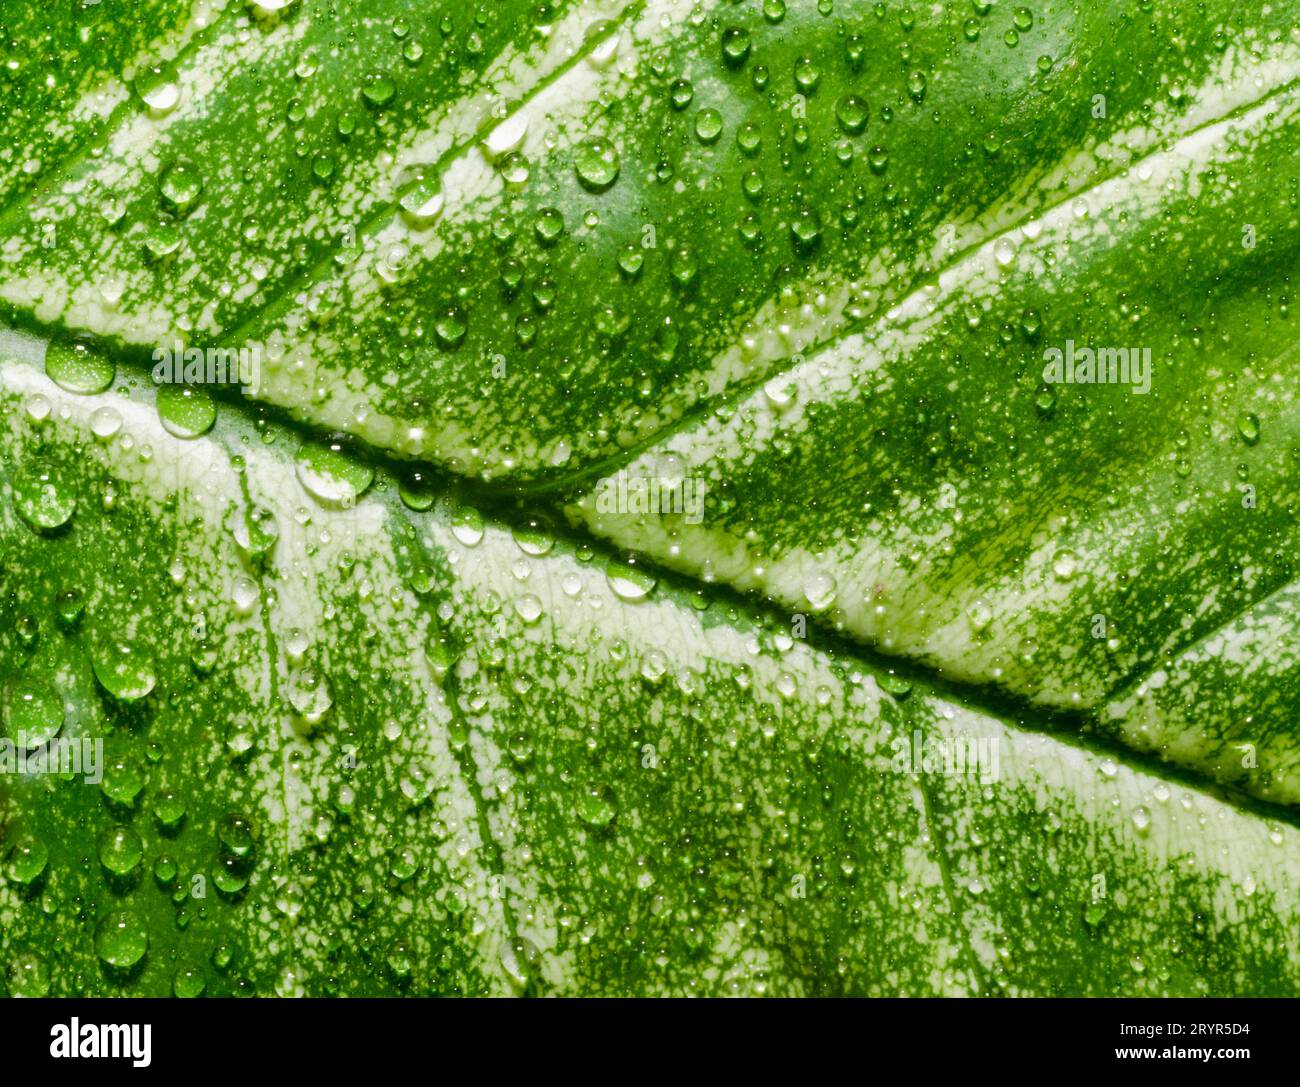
576,785 -> 617,829
156,383 -> 216,439
92,642 -> 157,701
285,668 -> 333,724
12,461 -> 76,532
159,158 -> 204,212
5,835 -> 48,885
397,165 -> 444,225
573,137 -> 621,192
802,572 -> 837,612
3,678 -> 63,747
7,951 -> 51,997
95,911 -> 149,969
98,825 -> 144,876
133,63 -> 180,114
450,507 -> 485,547
295,439 -> 374,508
606,560 -> 656,601
45,334 -> 114,394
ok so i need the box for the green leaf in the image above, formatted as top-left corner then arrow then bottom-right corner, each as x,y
1,0 -> 1299,996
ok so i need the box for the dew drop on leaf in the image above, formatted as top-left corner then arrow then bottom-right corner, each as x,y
6,835 -> 49,886
295,439 -> 374,508
606,560 -> 656,601
573,137 -> 621,192
3,677 -> 64,747
45,334 -> 114,395
7,951 -> 50,997
95,911 -> 149,969
97,825 -> 144,876
92,642 -> 158,702
156,384 -> 216,439
576,785 -> 618,829
450,506 -> 485,547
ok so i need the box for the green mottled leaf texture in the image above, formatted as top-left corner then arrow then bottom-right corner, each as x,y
0,0 -> 1298,995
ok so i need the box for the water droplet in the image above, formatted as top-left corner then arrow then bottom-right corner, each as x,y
159,158 -> 204,212
576,785 -> 618,829
535,206 -> 565,244
6,835 -> 48,885
173,964 -> 206,998
25,394 -> 52,423
721,26 -> 751,67
640,649 -> 668,683
398,472 -> 436,512
790,207 -> 822,251
361,70 -> 396,107
90,406 -> 123,439
498,152 -> 531,186
583,20 -> 620,67
606,561 -> 656,601
513,516 -> 554,556
483,113 -> 528,159
218,813 -> 258,857
45,334 -> 114,394
231,576 -> 259,616
1052,549 -> 1078,580
573,137 -> 620,192
793,56 -> 820,92
3,677 -> 63,747
1237,412 -> 1260,445
98,825 -> 144,876
450,506 -> 485,547
95,911 -> 149,969
879,672 -> 912,699
233,505 -> 279,556
803,572 -> 837,612
694,108 -> 723,144
397,165 -> 444,225
515,594 -> 543,624
286,669 -> 332,723
835,95 -> 869,135
295,439 -> 374,508
92,642 -> 157,701
134,63 -> 180,113
7,951 -> 50,997
1131,806 -> 1151,834
669,79 -> 694,110
156,383 -> 216,438
12,461 -> 76,532
143,217 -> 183,258
154,790 -> 186,832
